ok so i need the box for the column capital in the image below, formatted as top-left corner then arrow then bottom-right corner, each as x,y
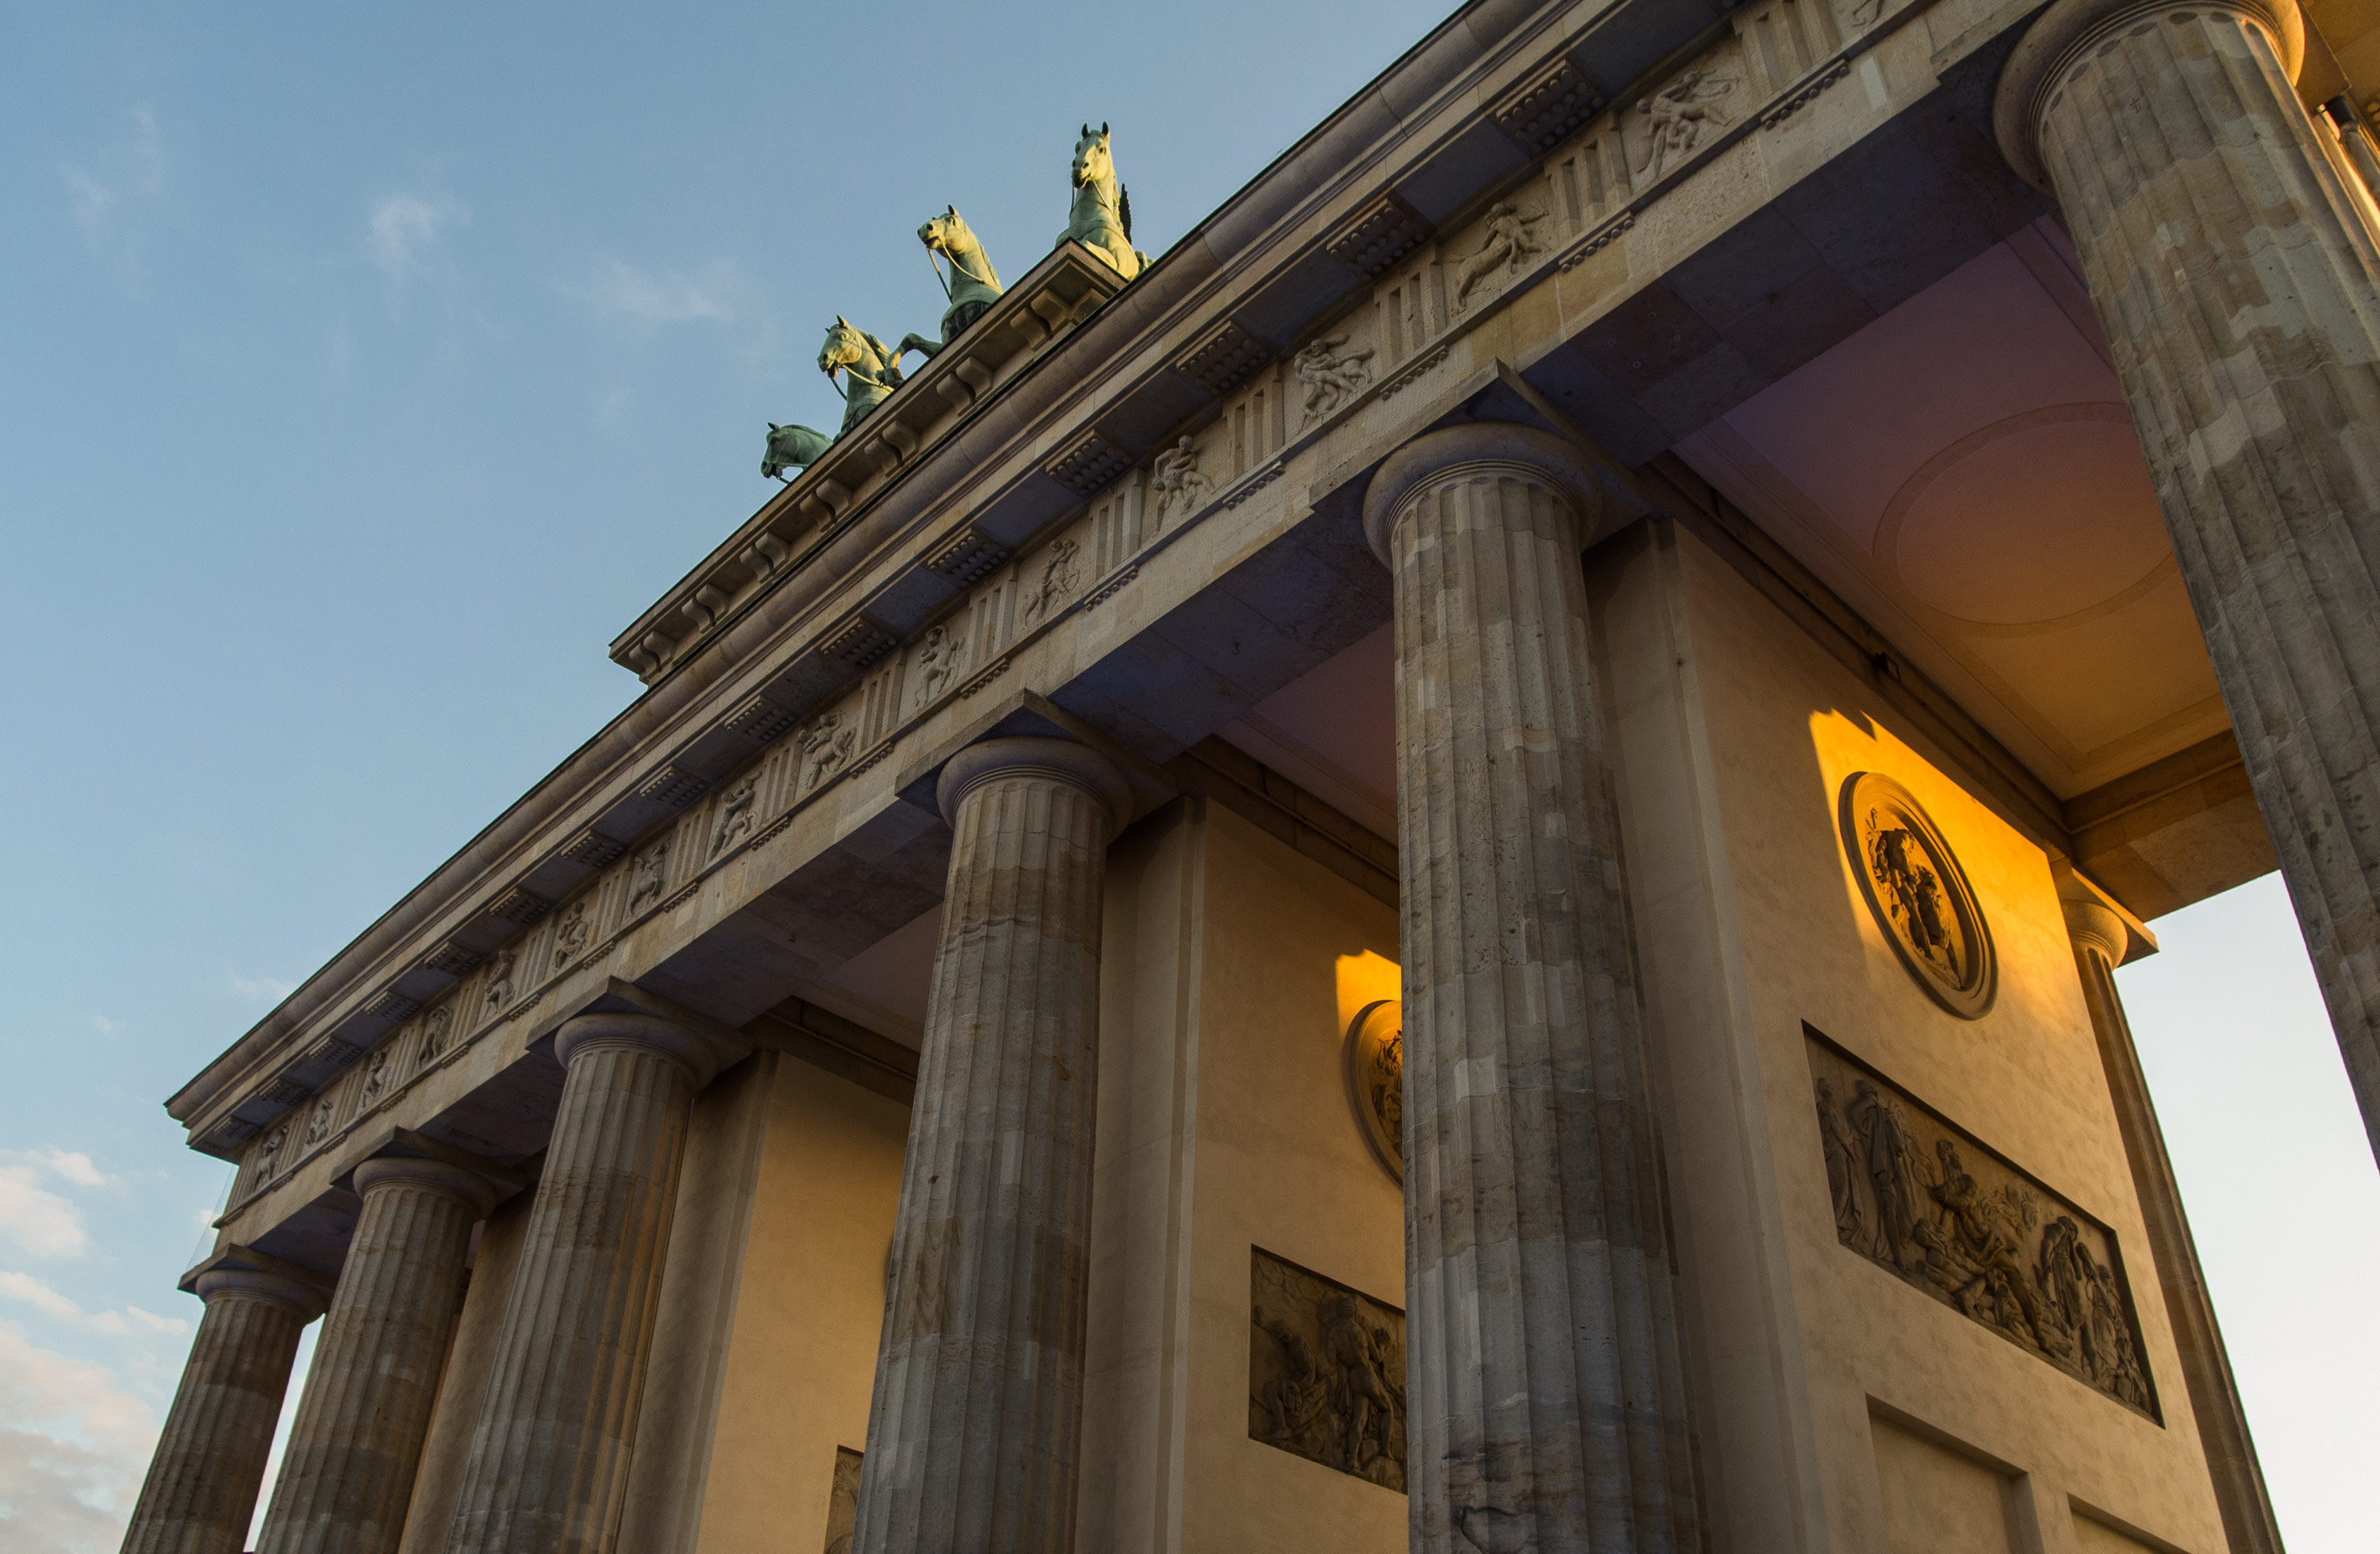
1361,420 -> 1607,567
1994,0 -> 2305,190
935,735 -> 1132,830
2062,896 -> 2131,965
333,1126 -> 524,1219
181,1245 -> 335,1322
555,1010 -> 747,1089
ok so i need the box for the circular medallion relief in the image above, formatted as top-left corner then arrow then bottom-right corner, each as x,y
1838,773 -> 1997,1020
1344,1000 -> 1404,1182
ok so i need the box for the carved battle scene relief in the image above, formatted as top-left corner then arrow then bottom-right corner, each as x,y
1249,1248 -> 1407,1492
1806,1027 -> 2158,1418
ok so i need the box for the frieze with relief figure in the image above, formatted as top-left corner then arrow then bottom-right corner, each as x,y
1839,772 -> 1997,1019
1806,1026 -> 2157,1418
1249,1249 -> 1407,1491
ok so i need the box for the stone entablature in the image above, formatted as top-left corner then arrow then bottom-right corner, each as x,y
178,0 -> 2015,1224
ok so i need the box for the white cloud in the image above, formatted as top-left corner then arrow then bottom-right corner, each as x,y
0,1153 -> 103,1261
365,190 -> 467,285
225,971 -> 297,1004
0,1321 -> 159,1554
0,1276 -> 186,1341
58,106 -> 164,292
563,259 -> 733,324
86,1017 -> 123,1038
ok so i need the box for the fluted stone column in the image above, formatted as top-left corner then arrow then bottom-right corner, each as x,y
1364,423 -> 1699,1552
259,1144 -> 514,1554
443,1011 -> 743,1554
850,736 -> 1130,1554
1998,0 -> 2380,1163
2063,893 -> 2281,1554
122,1248 -> 332,1554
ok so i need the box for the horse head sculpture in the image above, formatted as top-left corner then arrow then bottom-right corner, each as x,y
762,422 -> 833,483
1060,122 -> 1144,282
818,316 -> 904,435
903,205 -> 1004,359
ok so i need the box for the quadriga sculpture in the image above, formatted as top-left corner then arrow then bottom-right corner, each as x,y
817,316 -> 906,436
1061,123 -> 1146,281
761,422 -> 832,483
896,206 -> 1004,361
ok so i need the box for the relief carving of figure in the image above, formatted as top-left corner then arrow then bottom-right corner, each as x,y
1253,1307 -> 1330,1447
482,948 -> 516,1011
1058,123 -> 1146,282
1847,1078 -> 1924,1269
1926,1139 -> 2054,1349
301,1096 -> 333,1150
1871,822 -> 1957,977
914,624 -> 965,707
1023,538 -> 1081,625
801,713 -> 858,790
1320,1293 -> 1402,1476
1150,435 -> 1217,522
1293,333 -> 1376,426
710,776 -> 757,859
628,842 -> 670,914
551,900 -> 592,970
2090,1262 -> 2152,1409
1636,69 -> 1736,180
357,1046 -> 392,1110
1815,1076 -> 1863,1244
255,1124 -> 287,1179
1453,201 -> 1548,311
418,1003 -> 453,1069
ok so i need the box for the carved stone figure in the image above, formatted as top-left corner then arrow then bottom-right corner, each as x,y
710,775 -> 757,859
1059,123 -> 1146,281
628,842 -> 670,914
897,207 -> 1004,362
1848,1078 -> 1923,1269
801,713 -> 858,789
418,1003 -> 453,1069
301,1096 -> 333,1150
1806,1031 -> 2158,1417
822,1446 -> 862,1554
819,317 -> 907,436
1022,538 -> 1081,625
1247,1248 -> 1406,1491
357,1046 -> 391,1110
1293,333 -> 1376,425
1453,201 -> 1549,311
482,947 -> 516,1011
255,1124 -> 287,1179
913,624 -> 965,707
1150,435 -> 1217,522
551,900 -> 592,970
1841,773 -> 1995,1018
1635,69 -> 1736,179
1815,1076 -> 1863,1244
762,422 -> 834,484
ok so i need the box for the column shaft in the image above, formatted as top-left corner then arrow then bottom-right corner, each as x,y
850,737 -> 1123,1554
2065,902 -> 2281,1554
1367,424 -> 1699,1552
122,1260 -> 325,1554
259,1159 -> 493,1554
2000,0 -> 2380,1160
443,1014 -> 732,1554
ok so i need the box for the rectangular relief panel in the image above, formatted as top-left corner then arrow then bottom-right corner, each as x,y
1807,1026 -> 2159,1420
823,1445 -> 862,1554
1249,1247 -> 1407,1492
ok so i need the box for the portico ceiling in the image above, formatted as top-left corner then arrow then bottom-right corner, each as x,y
1675,218 -> 2225,800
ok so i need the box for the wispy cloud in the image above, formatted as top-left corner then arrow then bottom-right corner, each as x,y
87,1017 -> 124,1038
0,1319 -> 159,1553
365,190 -> 467,286
562,259 -> 735,324
59,105 -> 166,293
0,1276 -> 186,1340
225,971 -> 297,1004
0,1150 -> 119,1260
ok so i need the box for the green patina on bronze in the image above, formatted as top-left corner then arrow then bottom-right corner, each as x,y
897,206 -> 1005,363
1061,123 -> 1146,282
817,316 -> 908,436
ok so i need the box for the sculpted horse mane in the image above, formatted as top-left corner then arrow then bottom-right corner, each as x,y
817,315 -> 905,436
897,205 -> 1005,363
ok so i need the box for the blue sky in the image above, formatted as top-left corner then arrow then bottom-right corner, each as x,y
1,4 -> 2371,1551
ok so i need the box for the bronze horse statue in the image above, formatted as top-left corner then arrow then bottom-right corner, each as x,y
1060,123 -> 1146,281
761,421 -> 832,483
896,206 -> 1005,362
818,316 -> 906,436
